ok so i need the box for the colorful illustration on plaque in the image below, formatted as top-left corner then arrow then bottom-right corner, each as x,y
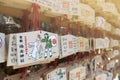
28,35 -> 43,60
57,69 -> 66,79
0,37 -> 2,48
41,33 -> 57,58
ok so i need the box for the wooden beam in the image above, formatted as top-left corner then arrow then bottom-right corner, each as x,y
0,0 -> 31,10
0,5 -> 23,18
0,5 -> 51,23
0,0 -> 52,15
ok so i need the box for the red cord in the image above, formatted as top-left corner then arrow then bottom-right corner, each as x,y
62,15 -> 70,34
22,10 -> 30,32
53,59 -> 57,68
65,15 -> 70,34
21,67 -> 28,80
31,3 -> 41,31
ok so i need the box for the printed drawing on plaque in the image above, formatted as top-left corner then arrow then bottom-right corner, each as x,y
46,68 -> 67,80
16,30 -> 59,65
0,33 -> 5,63
46,69 -> 58,80
56,68 -> 67,80
7,34 -> 17,66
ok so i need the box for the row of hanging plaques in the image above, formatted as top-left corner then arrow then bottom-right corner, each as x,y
7,31 -> 92,68
4,65 -> 87,80
4,57 -> 88,80
0,30 -> 119,68
4,65 -> 113,80
4,54 -> 114,80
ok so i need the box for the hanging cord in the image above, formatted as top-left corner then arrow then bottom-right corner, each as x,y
21,10 -> 29,80
76,22 -> 80,36
66,17 -> 70,34
21,67 -> 28,80
21,3 -> 41,80
21,8 -> 31,80
59,16 -> 62,35
21,10 -> 30,32
31,3 -> 41,31
62,15 -> 70,34
57,16 -> 62,35
21,3 -> 41,32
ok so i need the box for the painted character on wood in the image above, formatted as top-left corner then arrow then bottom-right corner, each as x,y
28,35 -> 43,60
57,69 -> 66,79
41,33 -> 57,58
